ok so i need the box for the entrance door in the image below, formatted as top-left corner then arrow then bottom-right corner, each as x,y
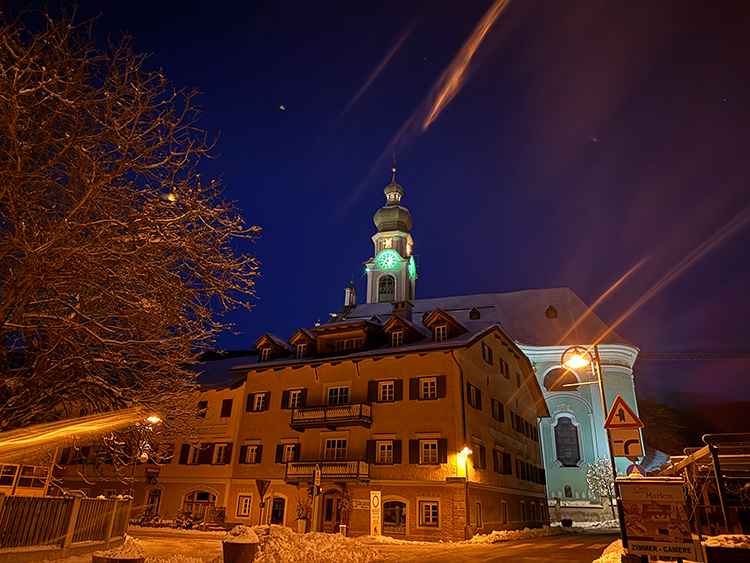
270,497 -> 286,525
321,491 -> 342,532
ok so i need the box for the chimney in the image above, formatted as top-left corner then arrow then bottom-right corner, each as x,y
392,301 -> 413,322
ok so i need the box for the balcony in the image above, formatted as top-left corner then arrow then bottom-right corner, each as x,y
290,403 -> 372,431
285,460 -> 369,483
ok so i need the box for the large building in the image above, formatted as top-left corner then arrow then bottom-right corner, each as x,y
53,168 -> 641,534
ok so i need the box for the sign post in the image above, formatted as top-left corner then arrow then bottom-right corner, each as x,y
370,490 -> 382,535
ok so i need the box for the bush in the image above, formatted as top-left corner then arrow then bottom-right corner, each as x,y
172,509 -> 200,529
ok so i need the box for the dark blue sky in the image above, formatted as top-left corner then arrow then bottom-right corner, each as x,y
12,1 -> 750,404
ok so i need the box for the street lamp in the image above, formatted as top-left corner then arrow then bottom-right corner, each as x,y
560,346 -> 625,531
458,446 -> 473,540
127,415 -> 162,497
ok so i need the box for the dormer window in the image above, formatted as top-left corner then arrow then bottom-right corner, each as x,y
434,325 -> 447,342
260,348 -> 271,362
295,343 -> 307,359
335,338 -> 362,352
391,331 -> 404,347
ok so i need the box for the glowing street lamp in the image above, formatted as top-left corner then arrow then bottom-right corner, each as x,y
127,414 -> 162,497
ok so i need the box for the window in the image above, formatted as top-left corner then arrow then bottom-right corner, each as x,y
419,501 -> 439,527
475,502 -> 483,527
493,449 -> 512,474
481,342 -> 493,365
376,441 -> 393,464
420,440 -> 438,464
260,348 -> 271,362
270,497 -> 286,525
472,443 -> 486,470
466,383 -> 482,410
501,501 -> 508,524
434,325 -> 447,342
379,381 -> 395,402
324,439 -> 347,460
212,443 -> 228,465
391,331 -> 404,347
220,399 -> 233,418
564,485 -> 572,498
188,445 -> 200,465
295,343 -> 307,358
237,495 -> 252,517
554,417 -> 581,467
543,368 -> 580,392
420,378 -> 437,400
383,501 -> 406,534
378,275 -> 395,302
499,358 -> 510,379
516,372 -> 521,388
252,393 -> 267,412
327,386 -> 349,405
183,491 -> 216,518
491,399 -> 504,422
242,445 -> 261,464
282,444 -> 296,463
335,338 -> 362,352
288,390 -> 303,409
197,400 -> 208,419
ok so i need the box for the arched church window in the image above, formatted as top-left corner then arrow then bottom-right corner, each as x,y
543,369 -> 580,392
554,417 -> 581,467
378,275 -> 395,302
564,486 -> 572,498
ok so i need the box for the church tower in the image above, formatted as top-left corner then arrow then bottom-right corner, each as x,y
365,167 -> 417,303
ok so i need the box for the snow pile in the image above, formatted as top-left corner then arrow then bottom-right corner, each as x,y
574,519 -> 619,529
356,535 -> 433,545
704,535 -> 750,549
592,540 -> 624,563
250,525 -> 385,563
222,525 -> 260,544
468,525 -> 569,544
92,535 -> 148,559
150,557 -> 203,563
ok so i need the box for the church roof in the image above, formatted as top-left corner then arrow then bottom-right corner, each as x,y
337,288 -> 633,348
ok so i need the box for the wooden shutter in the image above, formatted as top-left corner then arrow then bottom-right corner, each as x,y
393,440 -> 402,464
199,444 -> 214,465
394,379 -> 403,401
299,388 -> 307,407
480,445 -> 486,469
503,452 -> 512,475
224,443 -> 233,464
409,378 -> 419,400
476,389 -> 482,411
179,444 -> 190,465
438,439 -> 448,463
367,381 -> 377,403
275,444 -> 283,463
239,445 -> 247,464
281,390 -> 290,409
409,440 -> 419,464
466,382 -> 473,407
293,444 -> 300,461
493,450 -> 499,473
246,394 -> 253,412
221,399 -> 233,418
256,445 -> 263,463
437,375 -> 446,398
263,392 -> 271,411
366,440 -> 375,464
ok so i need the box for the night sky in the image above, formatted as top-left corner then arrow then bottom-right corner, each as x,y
10,1 -> 750,404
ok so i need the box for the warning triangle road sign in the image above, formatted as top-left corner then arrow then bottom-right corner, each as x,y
604,395 -> 644,429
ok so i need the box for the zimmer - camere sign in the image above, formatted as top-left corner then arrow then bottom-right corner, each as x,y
617,477 -> 699,560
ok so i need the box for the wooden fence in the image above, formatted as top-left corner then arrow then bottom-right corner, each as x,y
0,493 -> 131,563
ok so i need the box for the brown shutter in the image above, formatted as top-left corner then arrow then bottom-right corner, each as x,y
366,440 -> 375,463
493,450 -> 499,473
281,390 -> 290,409
480,445 -> 486,469
476,389 -> 482,411
256,445 -> 263,463
409,378 -> 419,400
393,440 -> 402,464
246,394 -> 253,412
437,375 -> 446,398
300,388 -> 307,407
367,381 -> 377,403
179,444 -> 190,465
239,445 -> 247,464
394,379 -> 403,401
293,443 -> 300,461
221,399 -> 233,418
225,443 -> 233,464
199,444 -> 214,465
409,440 -> 419,464
275,444 -> 283,463
503,452 -> 512,475
438,439 -> 448,463
263,392 -> 271,411
466,382 -> 473,407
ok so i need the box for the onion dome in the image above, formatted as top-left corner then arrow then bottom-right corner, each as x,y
373,167 -> 412,232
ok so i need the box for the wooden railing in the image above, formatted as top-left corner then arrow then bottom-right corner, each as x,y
290,403 -> 372,430
285,460 -> 369,481
0,494 -> 131,563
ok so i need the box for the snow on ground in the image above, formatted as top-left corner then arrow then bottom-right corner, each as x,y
92,536 -> 148,559
591,540 -> 624,563
249,525 -> 385,563
703,534 -> 750,548
467,524 -> 572,543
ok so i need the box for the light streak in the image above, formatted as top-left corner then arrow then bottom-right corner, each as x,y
422,0 -> 510,130
0,407 -> 150,463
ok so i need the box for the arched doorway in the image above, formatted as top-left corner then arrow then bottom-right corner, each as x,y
270,496 -> 286,525
319,490 -> 343,532
183,491 -> 216,518
383,500 -> 406,534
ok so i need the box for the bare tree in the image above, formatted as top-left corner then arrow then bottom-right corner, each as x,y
0,10 -> 260,446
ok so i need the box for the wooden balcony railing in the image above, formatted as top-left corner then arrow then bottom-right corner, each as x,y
290,403 -> 372,430
285,460 -> 369,482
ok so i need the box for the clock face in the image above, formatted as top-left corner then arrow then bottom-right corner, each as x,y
376,249 -> 400,269
408,256 -> 417,279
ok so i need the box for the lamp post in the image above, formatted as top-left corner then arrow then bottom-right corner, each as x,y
127,415 -> 161,497
561,346 -> 628,544
458,446 -> 472,539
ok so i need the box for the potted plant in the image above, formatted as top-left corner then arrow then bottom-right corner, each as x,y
295,493 -> 312,533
